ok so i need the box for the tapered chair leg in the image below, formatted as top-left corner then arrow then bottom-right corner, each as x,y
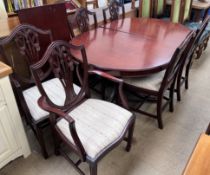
35,125 -> 49,159
90,163 -> 97,175
157,97 -> 163,129
170,81 -> 176,112
126,120 -> 135,152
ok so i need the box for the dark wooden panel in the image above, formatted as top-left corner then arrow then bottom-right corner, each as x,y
18,3 -> 71,41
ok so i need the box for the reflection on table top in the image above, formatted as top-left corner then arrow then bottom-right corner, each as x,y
183,133 -> 210,175
71,18 -> 190,77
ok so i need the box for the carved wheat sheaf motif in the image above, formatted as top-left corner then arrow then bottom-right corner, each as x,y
15,28 -> 41,64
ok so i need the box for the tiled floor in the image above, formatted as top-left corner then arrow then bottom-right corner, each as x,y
1,43 -> 210,175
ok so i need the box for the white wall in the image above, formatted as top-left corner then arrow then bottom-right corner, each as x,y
0,0 -> 7,19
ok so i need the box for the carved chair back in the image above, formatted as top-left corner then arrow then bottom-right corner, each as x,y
18,3 -> 71,41
31,40 -> 89,112
139,0 -> 153,18
160,31 -> 194,92
103,0 -> 125,23
0,24 -> 53,89
69,8 -> 97,38
153,0 -> 166,18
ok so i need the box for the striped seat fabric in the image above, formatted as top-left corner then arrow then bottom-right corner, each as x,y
23,78 -> 80,121
56,99 -> 132,159
123,71 -> 165,91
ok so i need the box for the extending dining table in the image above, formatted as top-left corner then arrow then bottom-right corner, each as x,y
71,18 -> 191,77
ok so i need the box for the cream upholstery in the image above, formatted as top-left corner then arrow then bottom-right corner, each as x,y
23,78 -> 80,121
123,71 -> 165,91
56,99 -> 132,159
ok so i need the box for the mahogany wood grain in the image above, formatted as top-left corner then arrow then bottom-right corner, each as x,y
71,18 -> 190,76
183,134 -> 210,175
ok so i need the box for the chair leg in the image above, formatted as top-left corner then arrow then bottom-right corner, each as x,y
35,125 -> 49,159
126,120 -> 135,152
176,74 -> 182,102
90,163 -> 97,175
157,97 -> 163,129
169,82 -> 175,112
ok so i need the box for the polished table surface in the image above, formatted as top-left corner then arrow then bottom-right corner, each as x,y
183,133 -> 210,175
71,18 -> 190,77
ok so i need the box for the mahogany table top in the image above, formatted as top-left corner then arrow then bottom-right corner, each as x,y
183,133 -> 210,175
71,18 -> 191,77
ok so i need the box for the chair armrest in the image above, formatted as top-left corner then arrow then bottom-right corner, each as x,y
88,70 -> 129,109
38,96 -> 86,160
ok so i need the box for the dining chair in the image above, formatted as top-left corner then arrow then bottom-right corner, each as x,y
30,40 -> 135,175
153,0 -> 166,18
123,32 -> 194,129
0,24 -> 56,158
103,0 -> 125,23
139,0 -> 153,18
176,16 -> 210,101
69,7 -> 97,37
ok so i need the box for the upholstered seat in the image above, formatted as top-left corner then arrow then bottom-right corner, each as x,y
23,78 -> 80,121
123,71 -> 165,91
56,99 -> 132,159
185,22 -> 200,31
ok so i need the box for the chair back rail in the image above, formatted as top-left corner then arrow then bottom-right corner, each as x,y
139,0 -> 153,18
69,8 -> 97,38
103,0 -> 125,23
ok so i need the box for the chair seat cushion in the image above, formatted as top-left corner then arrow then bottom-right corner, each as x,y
123,71 -> 165,91
23,78 -> 80,122
56,99 -> 132,159
199,22 -> 210,43
185,22 -> 200,31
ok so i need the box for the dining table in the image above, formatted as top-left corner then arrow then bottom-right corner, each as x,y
71,18 -> 191,77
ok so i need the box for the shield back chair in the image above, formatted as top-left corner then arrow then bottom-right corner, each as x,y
123,32 -> 194,129
176,16 -> 210,101
30,40 -> 135,175
69,8 -> 97,38
139,0 -> 153,18
18,3 -> 71,41
153,0 -> 167,18
0,24 -> 56,158
103,0 -> 125,24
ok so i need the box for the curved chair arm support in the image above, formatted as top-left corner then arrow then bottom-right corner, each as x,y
88,70 -> 129,109
38,96 -> 86,160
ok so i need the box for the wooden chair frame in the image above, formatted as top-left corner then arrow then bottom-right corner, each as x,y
31,40 -> 135,175
176,16 -> 210,101
0,24 -> 53,158
124,32 -> 194,129
69,8 -> 97,38
103,0 -> 125,24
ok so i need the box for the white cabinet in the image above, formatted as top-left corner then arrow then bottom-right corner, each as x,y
0,75 -> 30,169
